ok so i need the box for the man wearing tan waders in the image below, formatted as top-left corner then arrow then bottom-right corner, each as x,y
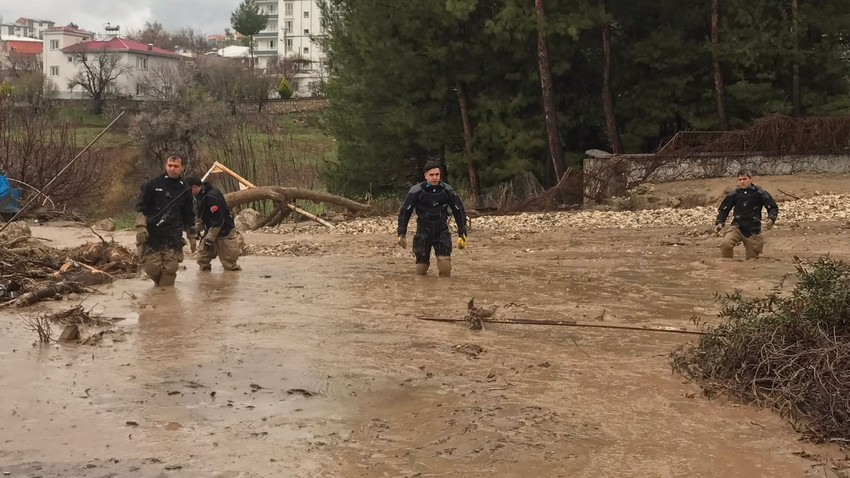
397,160 -> 468,277
185,176 -> 244,272
135,154 -> 195,286
715,169 -> 779,259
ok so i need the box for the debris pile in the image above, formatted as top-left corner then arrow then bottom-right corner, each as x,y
672,257 -> 850,443
23,305 -> 121,344
465,298 -> 497,330
0,239 -> 138,307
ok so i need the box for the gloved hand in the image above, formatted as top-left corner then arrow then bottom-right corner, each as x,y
764,220 -> 775,231
203,238 -> 216,252
134,213 -> 148,245
397,235 -> 407,249
714,223 -> 724,233
457,235 -> 467,249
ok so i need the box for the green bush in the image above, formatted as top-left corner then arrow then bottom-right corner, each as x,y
278,78 -> 293,99
673,257 -> 850,442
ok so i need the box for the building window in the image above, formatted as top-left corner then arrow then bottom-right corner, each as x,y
283,20 -> 292,33
50,66 -> 59,76
136,84 -> 146,96
284,2 -> 293,15
136,57 -> 148,70
50,39 -> 59,50
67,56 -> 73,62
304,29 -> 309,35
304,11 -> 309,18
266,20 -> 277,32
269,40 -> 275,49
269,4 -> 276,13
285,39 -> 293,52
303,47 -> 309,55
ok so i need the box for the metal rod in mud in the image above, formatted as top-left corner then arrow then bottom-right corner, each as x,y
417,316 -> 706,335
0,110 -> 126,235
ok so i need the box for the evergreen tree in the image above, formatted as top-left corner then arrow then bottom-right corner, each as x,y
231,0 -> 268,69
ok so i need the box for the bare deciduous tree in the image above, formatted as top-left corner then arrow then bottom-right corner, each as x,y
139,62 -> 190,101
0,103 -> 107,211
67,49 -> 132,114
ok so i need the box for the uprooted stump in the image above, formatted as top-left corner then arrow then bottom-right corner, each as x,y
672,257 -> 850,443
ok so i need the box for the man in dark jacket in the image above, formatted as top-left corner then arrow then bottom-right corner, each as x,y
397,160 -> 468,277
715,169 -> 779,259
185,176 -> 243,271
135,154 -> 195,286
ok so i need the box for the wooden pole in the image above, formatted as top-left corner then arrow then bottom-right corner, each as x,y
203,161 -> 335,229
417,316 -> 706,336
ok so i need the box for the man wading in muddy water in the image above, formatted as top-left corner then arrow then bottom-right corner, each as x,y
186,176 -> 244,272
715,169 -> 779,259
135,154 -> 195,286
397,160 -> 468,277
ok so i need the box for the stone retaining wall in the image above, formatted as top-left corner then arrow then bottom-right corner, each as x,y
584,152 -> 850,198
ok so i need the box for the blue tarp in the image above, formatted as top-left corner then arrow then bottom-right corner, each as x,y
0,174 -> 21,214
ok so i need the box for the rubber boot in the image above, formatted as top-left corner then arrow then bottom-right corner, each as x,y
415,263 -> 429,275
436,256 -> 452,277
158,273 -> 177,286
143,262 -> 162,285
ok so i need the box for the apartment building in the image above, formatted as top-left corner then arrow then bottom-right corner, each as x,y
42,27 -> 183,100
15,18 -> 55,39
253,0 -> 327,97
0,18 -> 55,39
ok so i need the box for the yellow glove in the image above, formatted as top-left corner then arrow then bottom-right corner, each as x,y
397,235 -> 407,249
457,236 -> 467,249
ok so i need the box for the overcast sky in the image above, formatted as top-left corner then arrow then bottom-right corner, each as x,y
1,0 -> 236,36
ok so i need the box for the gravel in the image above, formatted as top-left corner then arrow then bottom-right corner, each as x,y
257,194 -> 850,236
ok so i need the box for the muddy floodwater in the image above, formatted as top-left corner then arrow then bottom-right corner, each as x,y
2,221 -> 848,477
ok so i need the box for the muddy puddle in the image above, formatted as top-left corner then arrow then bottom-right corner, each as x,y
1,225 -> 847,477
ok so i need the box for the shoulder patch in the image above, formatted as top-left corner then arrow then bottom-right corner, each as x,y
210,205 -> 218,213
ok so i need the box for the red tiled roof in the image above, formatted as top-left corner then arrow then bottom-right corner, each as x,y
61,37 -> 182,59
5,41 -> 42,55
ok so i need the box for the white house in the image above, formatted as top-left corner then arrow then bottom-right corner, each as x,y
42,27 -> 184,100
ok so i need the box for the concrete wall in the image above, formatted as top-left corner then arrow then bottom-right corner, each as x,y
584,153 -> 850,198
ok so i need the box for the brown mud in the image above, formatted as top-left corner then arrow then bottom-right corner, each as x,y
3,180 -> 850,477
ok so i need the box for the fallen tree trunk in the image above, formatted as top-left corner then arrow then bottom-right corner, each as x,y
225,187 -> 370,214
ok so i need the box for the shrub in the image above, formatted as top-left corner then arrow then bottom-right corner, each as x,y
672,257 -> 850,443
278,78 -> 293,99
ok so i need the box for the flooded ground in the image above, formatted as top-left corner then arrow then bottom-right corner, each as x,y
2,217 -> 849,477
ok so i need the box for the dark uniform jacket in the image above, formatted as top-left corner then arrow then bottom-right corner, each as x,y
397,181 -> 467,241
136,174 -> 194,248
716,184 -> 779,237
195,182 -> 235,237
